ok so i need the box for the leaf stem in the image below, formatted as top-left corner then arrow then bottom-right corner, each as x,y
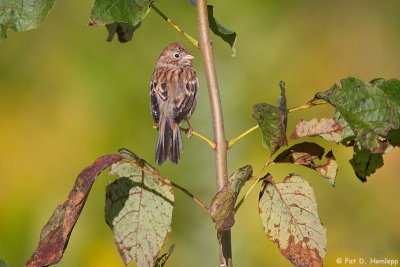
234,158 -> 274,213
181,127 -> 216,149
124,159 -> 210,214
150,2 -> 199,48
227,125 -> 259,149
288,98 -> 327,113
226,98 -> 328,149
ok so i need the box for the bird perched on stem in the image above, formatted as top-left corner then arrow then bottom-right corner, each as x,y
150,42 -> 199,165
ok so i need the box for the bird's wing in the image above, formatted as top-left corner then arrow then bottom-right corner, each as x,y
150,69 -> 169,124
173,70 -> 198,123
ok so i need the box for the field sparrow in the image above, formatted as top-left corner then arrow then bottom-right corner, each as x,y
150,42 -> 199,165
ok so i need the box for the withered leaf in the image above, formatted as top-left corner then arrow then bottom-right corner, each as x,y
253,81 -> 288,154
106,157 -> 174,267
290,118 -> 342,144
274,142 -> 338,186
210,165 -> 252,235
26,154 -> 123,267
259,174 -> 326,266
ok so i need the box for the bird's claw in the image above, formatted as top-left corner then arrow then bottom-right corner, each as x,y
187,126 -> 193,139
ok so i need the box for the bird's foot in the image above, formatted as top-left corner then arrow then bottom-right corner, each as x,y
187,126 -> 193,139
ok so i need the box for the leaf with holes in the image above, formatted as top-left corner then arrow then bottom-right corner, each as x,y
273,142 -> 324,165
259,174 -> 326,266
26,154 -> 123,266
315,77 -> 399,151
253,82 -> 288,154
315,151 -> 338,186
290,118 -> 342,144
273,142 -> 337,186
106,159 -> 174,267
210,165 -> 252,234
0,0 -> 57,42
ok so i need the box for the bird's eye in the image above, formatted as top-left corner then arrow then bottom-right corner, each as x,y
174,53 -> 180,58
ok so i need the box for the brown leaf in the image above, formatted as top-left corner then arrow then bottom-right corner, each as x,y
209,184 -> 235,233
274,142 -> 324,165
209,165 -> 253,235
259,174 -> 326,267
290,118 -> 342,144
25,154 -> 122,267
316,150 -> 338,186
274,142 -> 337,186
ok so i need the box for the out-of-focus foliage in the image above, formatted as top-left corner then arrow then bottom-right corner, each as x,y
0,0 -> 56,42
1,0 -> 400,266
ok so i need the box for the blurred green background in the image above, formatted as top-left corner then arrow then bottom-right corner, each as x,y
1,0 -> 400,266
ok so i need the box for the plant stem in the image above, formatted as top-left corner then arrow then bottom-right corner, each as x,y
181,127 -> 216,149
288,98 -> 327,113
234,158 -> 274,213
196,1 -> 231,266
227,125 -> 259,149
226,98 -> 329,149
150,2 -> 199,48
124,159 -> 210,213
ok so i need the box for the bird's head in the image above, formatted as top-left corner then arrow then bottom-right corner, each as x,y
156,42 -> 195,67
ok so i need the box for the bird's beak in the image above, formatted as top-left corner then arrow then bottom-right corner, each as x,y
184,54 -> 195,61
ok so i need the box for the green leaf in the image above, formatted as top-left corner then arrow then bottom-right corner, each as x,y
349,143 -> 385,182
258,174 -> 326,266
106,159 -> 174,267
333,110 -> 356,145
89,0 -> 152,42
207,5 -> 237,56
315,77 -> 399,151
228,165 -> 253,200
0,0 -> 57,43
273,142 -> 338,186
210,165 -> 252,234
387,129 -> 400,147
89,0 -> 151,26
373,78 -> 400,120
290,118 -> 342,144
189,0 -> 237,55
154,244 -> 175,267
26,154 -> 123,266
106,22 -> 141,43
253,81 -> 288,154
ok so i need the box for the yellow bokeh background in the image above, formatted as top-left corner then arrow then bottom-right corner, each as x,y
1,0 -> 400,266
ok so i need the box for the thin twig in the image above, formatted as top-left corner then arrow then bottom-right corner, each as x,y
196,0 -> 231,266
226,98 -> 329,150
288,98 -> 327,113
180,127 -> 216,149
227,125 -> 259,149
122,159 -> 210,214
153,125 -> 216,150
150,2 -> 199,48
234,157 -> 274,213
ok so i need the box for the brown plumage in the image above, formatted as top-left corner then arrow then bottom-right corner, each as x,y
150,42 -> 199,165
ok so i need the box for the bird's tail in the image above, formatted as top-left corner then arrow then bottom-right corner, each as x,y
155,119 -> 183,165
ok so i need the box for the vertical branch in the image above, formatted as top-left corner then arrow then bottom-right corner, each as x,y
196,1 -> 232,267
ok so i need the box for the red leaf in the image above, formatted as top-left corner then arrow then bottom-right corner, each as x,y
25,154 -> 122,267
